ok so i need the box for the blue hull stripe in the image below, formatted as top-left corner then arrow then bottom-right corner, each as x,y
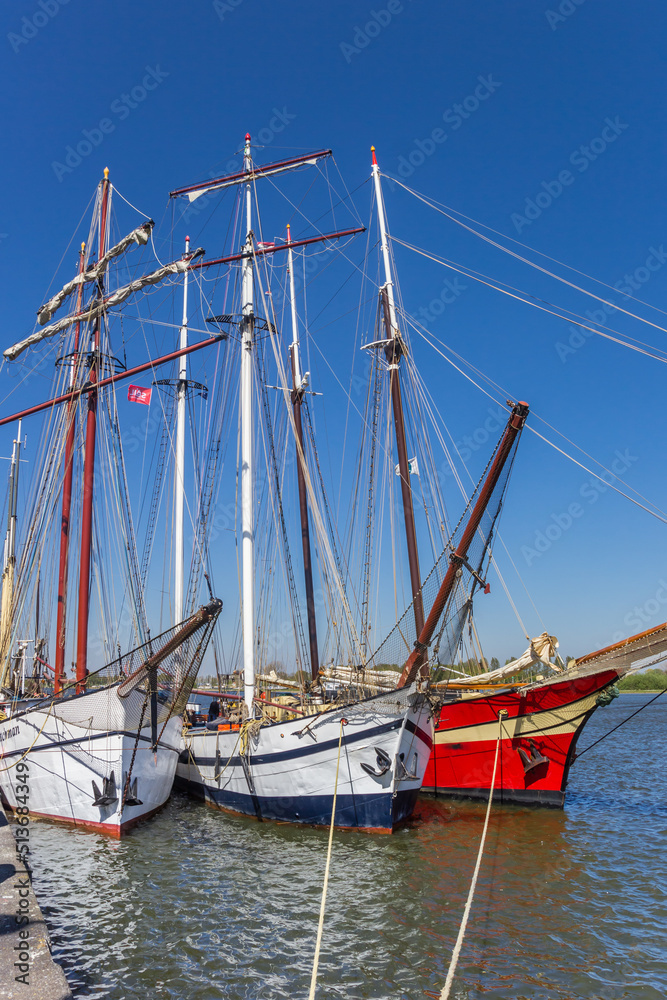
189,717 -> 402,768
0,729 -> 179,758
188,718 -> 431,770
175,774 -> 419,830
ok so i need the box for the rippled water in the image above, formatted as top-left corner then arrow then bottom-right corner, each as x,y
19,694 -> 667,999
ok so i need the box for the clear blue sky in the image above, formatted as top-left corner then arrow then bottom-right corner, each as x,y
1,0 -> 667,664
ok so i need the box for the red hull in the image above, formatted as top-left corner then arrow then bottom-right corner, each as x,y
423,667 -> 620,807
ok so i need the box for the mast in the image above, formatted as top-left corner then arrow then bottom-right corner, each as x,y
397,402 -> 530,688
0,421 -> 22,688
55,242 -> 86,694
287,225 -> 319,681
371,146 -> 424,637
75,168 -> 110,692
168,140 -> 364,705
174,236 -> 190,626
241,135 -> 255,715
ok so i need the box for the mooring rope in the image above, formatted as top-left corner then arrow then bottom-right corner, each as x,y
308,717 -> 346,1000
439,710 -> 506,1000
0,700 -> 54,772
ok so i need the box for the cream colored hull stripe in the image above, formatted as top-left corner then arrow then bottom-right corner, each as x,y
434,689 -> 601,746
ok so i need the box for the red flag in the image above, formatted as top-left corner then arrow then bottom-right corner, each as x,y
127,384 -> 152,406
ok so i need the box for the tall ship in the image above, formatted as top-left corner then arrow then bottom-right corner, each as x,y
343,147 -> 667,809
0,170 -> 222,835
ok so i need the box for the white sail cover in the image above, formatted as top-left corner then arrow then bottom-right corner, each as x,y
185,157 -> 321,202
457,632 -> 560,684
5,259 -> 188,362
37,221 -> 154,326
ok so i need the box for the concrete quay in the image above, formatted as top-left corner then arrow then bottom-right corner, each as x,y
0,800 -> 71,1000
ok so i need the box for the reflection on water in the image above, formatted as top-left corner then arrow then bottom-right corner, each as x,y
23,695 -> 667,999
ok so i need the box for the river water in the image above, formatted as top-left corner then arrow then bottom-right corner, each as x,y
18,693 -> 667,999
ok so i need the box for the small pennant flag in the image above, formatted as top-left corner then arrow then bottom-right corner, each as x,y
128,384 -> 152,406
395,457 -> 419,477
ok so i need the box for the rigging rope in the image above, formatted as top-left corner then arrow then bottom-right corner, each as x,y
308,717 -> 346,1000
385,174 -> 667,338
390,234 -> 667,365
439,712 -> 505,1000
0,701 -> 54,772
402,315 -> 667,526
575,687 -> 667,759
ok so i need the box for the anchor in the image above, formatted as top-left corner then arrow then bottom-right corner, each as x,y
122,776 -> 143,806
91,771 -> 119,807
517,739 -> 550,775
395,751 -> 418,780
361,746 -> 392,777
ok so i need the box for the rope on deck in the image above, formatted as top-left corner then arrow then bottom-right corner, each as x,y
439,710 -> 506,1000
308,717 -> 346,1000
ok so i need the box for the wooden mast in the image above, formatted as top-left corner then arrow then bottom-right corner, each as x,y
55,242 -> 86,695
286,224 -> 319,681
371,147 -> 424,637
397,402 -> 529,688
75,169 -> 110,692
0,421 -> 22,689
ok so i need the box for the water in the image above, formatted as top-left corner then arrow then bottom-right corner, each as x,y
18,694 -> 667,999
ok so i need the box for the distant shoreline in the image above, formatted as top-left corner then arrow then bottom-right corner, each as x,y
619,690 -> 664,695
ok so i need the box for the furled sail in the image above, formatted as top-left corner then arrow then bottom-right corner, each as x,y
5,258 -> 189,361
37,221 -> 154,325
454,632 -> 560,685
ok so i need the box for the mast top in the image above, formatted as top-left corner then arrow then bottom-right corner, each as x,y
245,132 -> 251,141
103,167 -> 109,179
80,242 -> 85,253
371,145 -> 378,166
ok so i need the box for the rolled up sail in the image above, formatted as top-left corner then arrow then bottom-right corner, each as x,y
5,258 -> 189,362
37,221 -> 154,325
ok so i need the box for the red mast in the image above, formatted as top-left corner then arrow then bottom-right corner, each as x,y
75,169 -> 110,692
397,402 -> 529,688
54,242 -> 86,695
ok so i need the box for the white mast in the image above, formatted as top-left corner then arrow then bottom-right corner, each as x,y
241,134 -> 255,714
174,236 -> 189,626
371,147 -> 399,338
287,229 -> 302,390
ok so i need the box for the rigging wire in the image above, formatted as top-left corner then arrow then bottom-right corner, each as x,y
390,234 -> 667,365
384,174 -> 667,329
400,313 -> 667,525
